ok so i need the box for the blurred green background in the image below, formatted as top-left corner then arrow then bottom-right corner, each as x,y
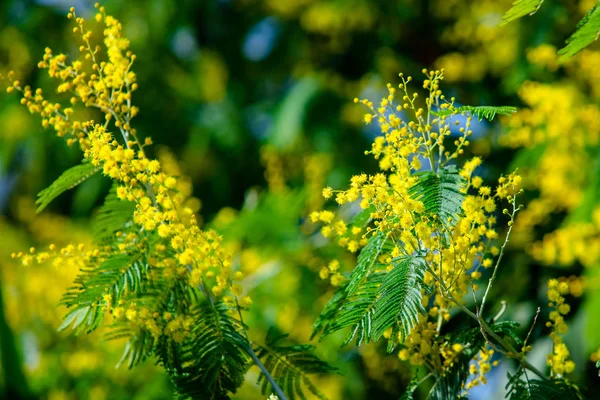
1,0 -> 600,399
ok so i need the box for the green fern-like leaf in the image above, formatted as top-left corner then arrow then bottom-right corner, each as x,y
311,280 -> 351,340
317,256 -> 427,350
409,165 -> 465,227
558,3 -> 600,62
311,206 -> 379,340
321,273 -> 383,346
59,254 -> 150,334
92,185 -> 136,242
506,375 -> 585,400
435,105 -> 517,121
500,0 -> 545,26
159,301 -> 249,399
399,376 -> 419,400
371,256 -> 427,349
255,329 -> 337,400
36,162 -> 101,212
115,328 -> 156,369
345,230 -> 390,295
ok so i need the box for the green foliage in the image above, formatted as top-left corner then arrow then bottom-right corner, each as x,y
409,165 -> 465,227
92,186 -> 136,243
36,162 -> 101,212
313,243 -> 427,351
399,376 -> 418,400
501,0 -> 600,62
558,3 -> 600,62
254,329 -> 337,400
312,229 -> 393,345
58,255 -> 142,334
501,0 -> 545,26
371,256 -> 426,351
345,230 -> 390,295
506,371 -> 585,400
159,301 -> 249,399
317,273 -> 383,346
435,106 -> 518,121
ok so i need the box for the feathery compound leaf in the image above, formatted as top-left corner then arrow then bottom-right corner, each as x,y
346,230 -> 390,295
311,281 -> 351,340
59,254 -> 152,336
116,328 -> 156,369
506,376 -> 585,400
255,329 -> 338,400
399,375 -> 419,400
159,301 -> 249,399
322,273 -> 383,346
558,3 -> 600,62
501,0 -> 544,25
435,105 -> 517,121
36,162 -> 101,212
92,185 -> 136,243
409,165 -> 465,227
371,256 -> 427,348
311,207 -> 380,340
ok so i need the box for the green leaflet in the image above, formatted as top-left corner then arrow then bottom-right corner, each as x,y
558,3 -> 600,62
409,165 -> 465,227
506,374 -> 585,400
500,0 -> 600,62
434,105 -> 517,121
92,185 -> 136,243
501,0 -> 545,26
59,255 -> 145,335
311,280 -> 351,340
158,301 -> 249,399
399,375 -> 419,400
316,256 -> 428,351
320,273 -> 383,346
371,256 -> 427,348
345,230 -> 390,295
36,162 -> 101,212
255,329 -> 338,400
311,205 -> 378,340
312,231 -> 391,346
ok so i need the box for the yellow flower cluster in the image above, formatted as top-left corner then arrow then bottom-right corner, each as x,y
546,279 -> 576,377
4,5 -> 249,343
526,44 -> 559,71
312,70 -> 521,390
531,208 -> 600,268
465,347 -> 497,389
318,259 -> 345,287
501,81 -> 600,245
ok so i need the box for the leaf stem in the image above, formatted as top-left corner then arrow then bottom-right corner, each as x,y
234,298 -> 288,400
243,341 -> 288,400
479,193 -> 517,317
428,264 -> 547,381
